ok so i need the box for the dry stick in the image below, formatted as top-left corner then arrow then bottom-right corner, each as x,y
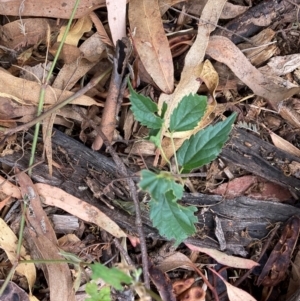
92,39 -> 130,150
89,121 -> 150,289
113,238 -> 135,266
0,67 -> 112,140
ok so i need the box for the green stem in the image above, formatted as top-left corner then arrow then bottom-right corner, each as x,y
16,202 -> 27,256
28,0 -> 81,174
170,132 -> 180,174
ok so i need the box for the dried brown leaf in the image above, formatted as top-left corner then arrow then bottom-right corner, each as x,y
0,0 -> 106,19
206,36 -> 300,109
0,69 -> 103,107
270,131 -> 300,157
35,183 -> 127,238
0,18 -> 56,50
129,0 -> 174,93
15,171 -> 75,301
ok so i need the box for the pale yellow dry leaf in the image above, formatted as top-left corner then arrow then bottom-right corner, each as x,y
0,218 -> 36,293
35,183 -> 127,238
159,0 -> 226,137
106,0 -> 127,45
186,244 -> 259,269
0,69 -> 103,107
58,16 -> 93,46
29,295 -> 40,301
270,131 -> 300,157
225,279 -> 257,301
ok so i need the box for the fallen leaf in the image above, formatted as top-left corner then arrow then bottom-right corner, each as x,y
209,268 -> 257,301
269,130 -> 300,157
106,0 -> 127,45
0,18 -> 56,50
158,252 -> 195,272
0,176 -> 126,238
16,171 -> 75,301
0,69 -> 104,107
220,2 -> 249,19
35,183 -> 127,238
129,0 -> 174,93
206,36 -> 300,109
178,286 -> 206,301
0,0 -> 106,19
158,0 -> 226,163
58,15 -> 92,46
185,244 -> 259,269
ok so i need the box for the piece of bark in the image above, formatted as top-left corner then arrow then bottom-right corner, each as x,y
1,128 -> 300,255
213,0 -> 296,44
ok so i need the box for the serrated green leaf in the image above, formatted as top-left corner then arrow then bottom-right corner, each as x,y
169,94 -> 207,132
91,263 -> 132,291
128,81 -> 163,129
149,190 -> 197,245
85,284 -> 111,301
160,102 -> 168,119
139,170 -> 183,201
177,113 -> 236,172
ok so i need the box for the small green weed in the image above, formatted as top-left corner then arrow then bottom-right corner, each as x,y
129,81 -> 236,245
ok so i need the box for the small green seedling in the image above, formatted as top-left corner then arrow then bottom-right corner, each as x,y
129,81 -> 236,245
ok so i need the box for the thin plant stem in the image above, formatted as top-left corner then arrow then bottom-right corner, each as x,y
28,0 -> 81,173
170,132 -> 180,174
2,67 -> 112,138
16,202 -> 27,256
0,263 -> 18,296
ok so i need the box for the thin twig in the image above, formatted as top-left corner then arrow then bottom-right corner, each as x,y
89,122 -> 150,289
113,238 -> 135,266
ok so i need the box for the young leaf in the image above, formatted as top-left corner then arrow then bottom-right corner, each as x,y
139,170 -> 183,201
149,190 -> 197,245
128,81 -> 163,129
148,127 -> 163,148
91,263 -> 132,291
177,113 -> 236,173
85,284 -> 111,301
169,94 -> 207,132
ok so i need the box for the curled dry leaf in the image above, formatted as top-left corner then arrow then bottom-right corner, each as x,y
185,244 -> 259,269
173,278 -> 195,296
158,252 -> 195,273
57,15 -> 93,46
178,286 -> 206,301
129,0 -> 174,93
